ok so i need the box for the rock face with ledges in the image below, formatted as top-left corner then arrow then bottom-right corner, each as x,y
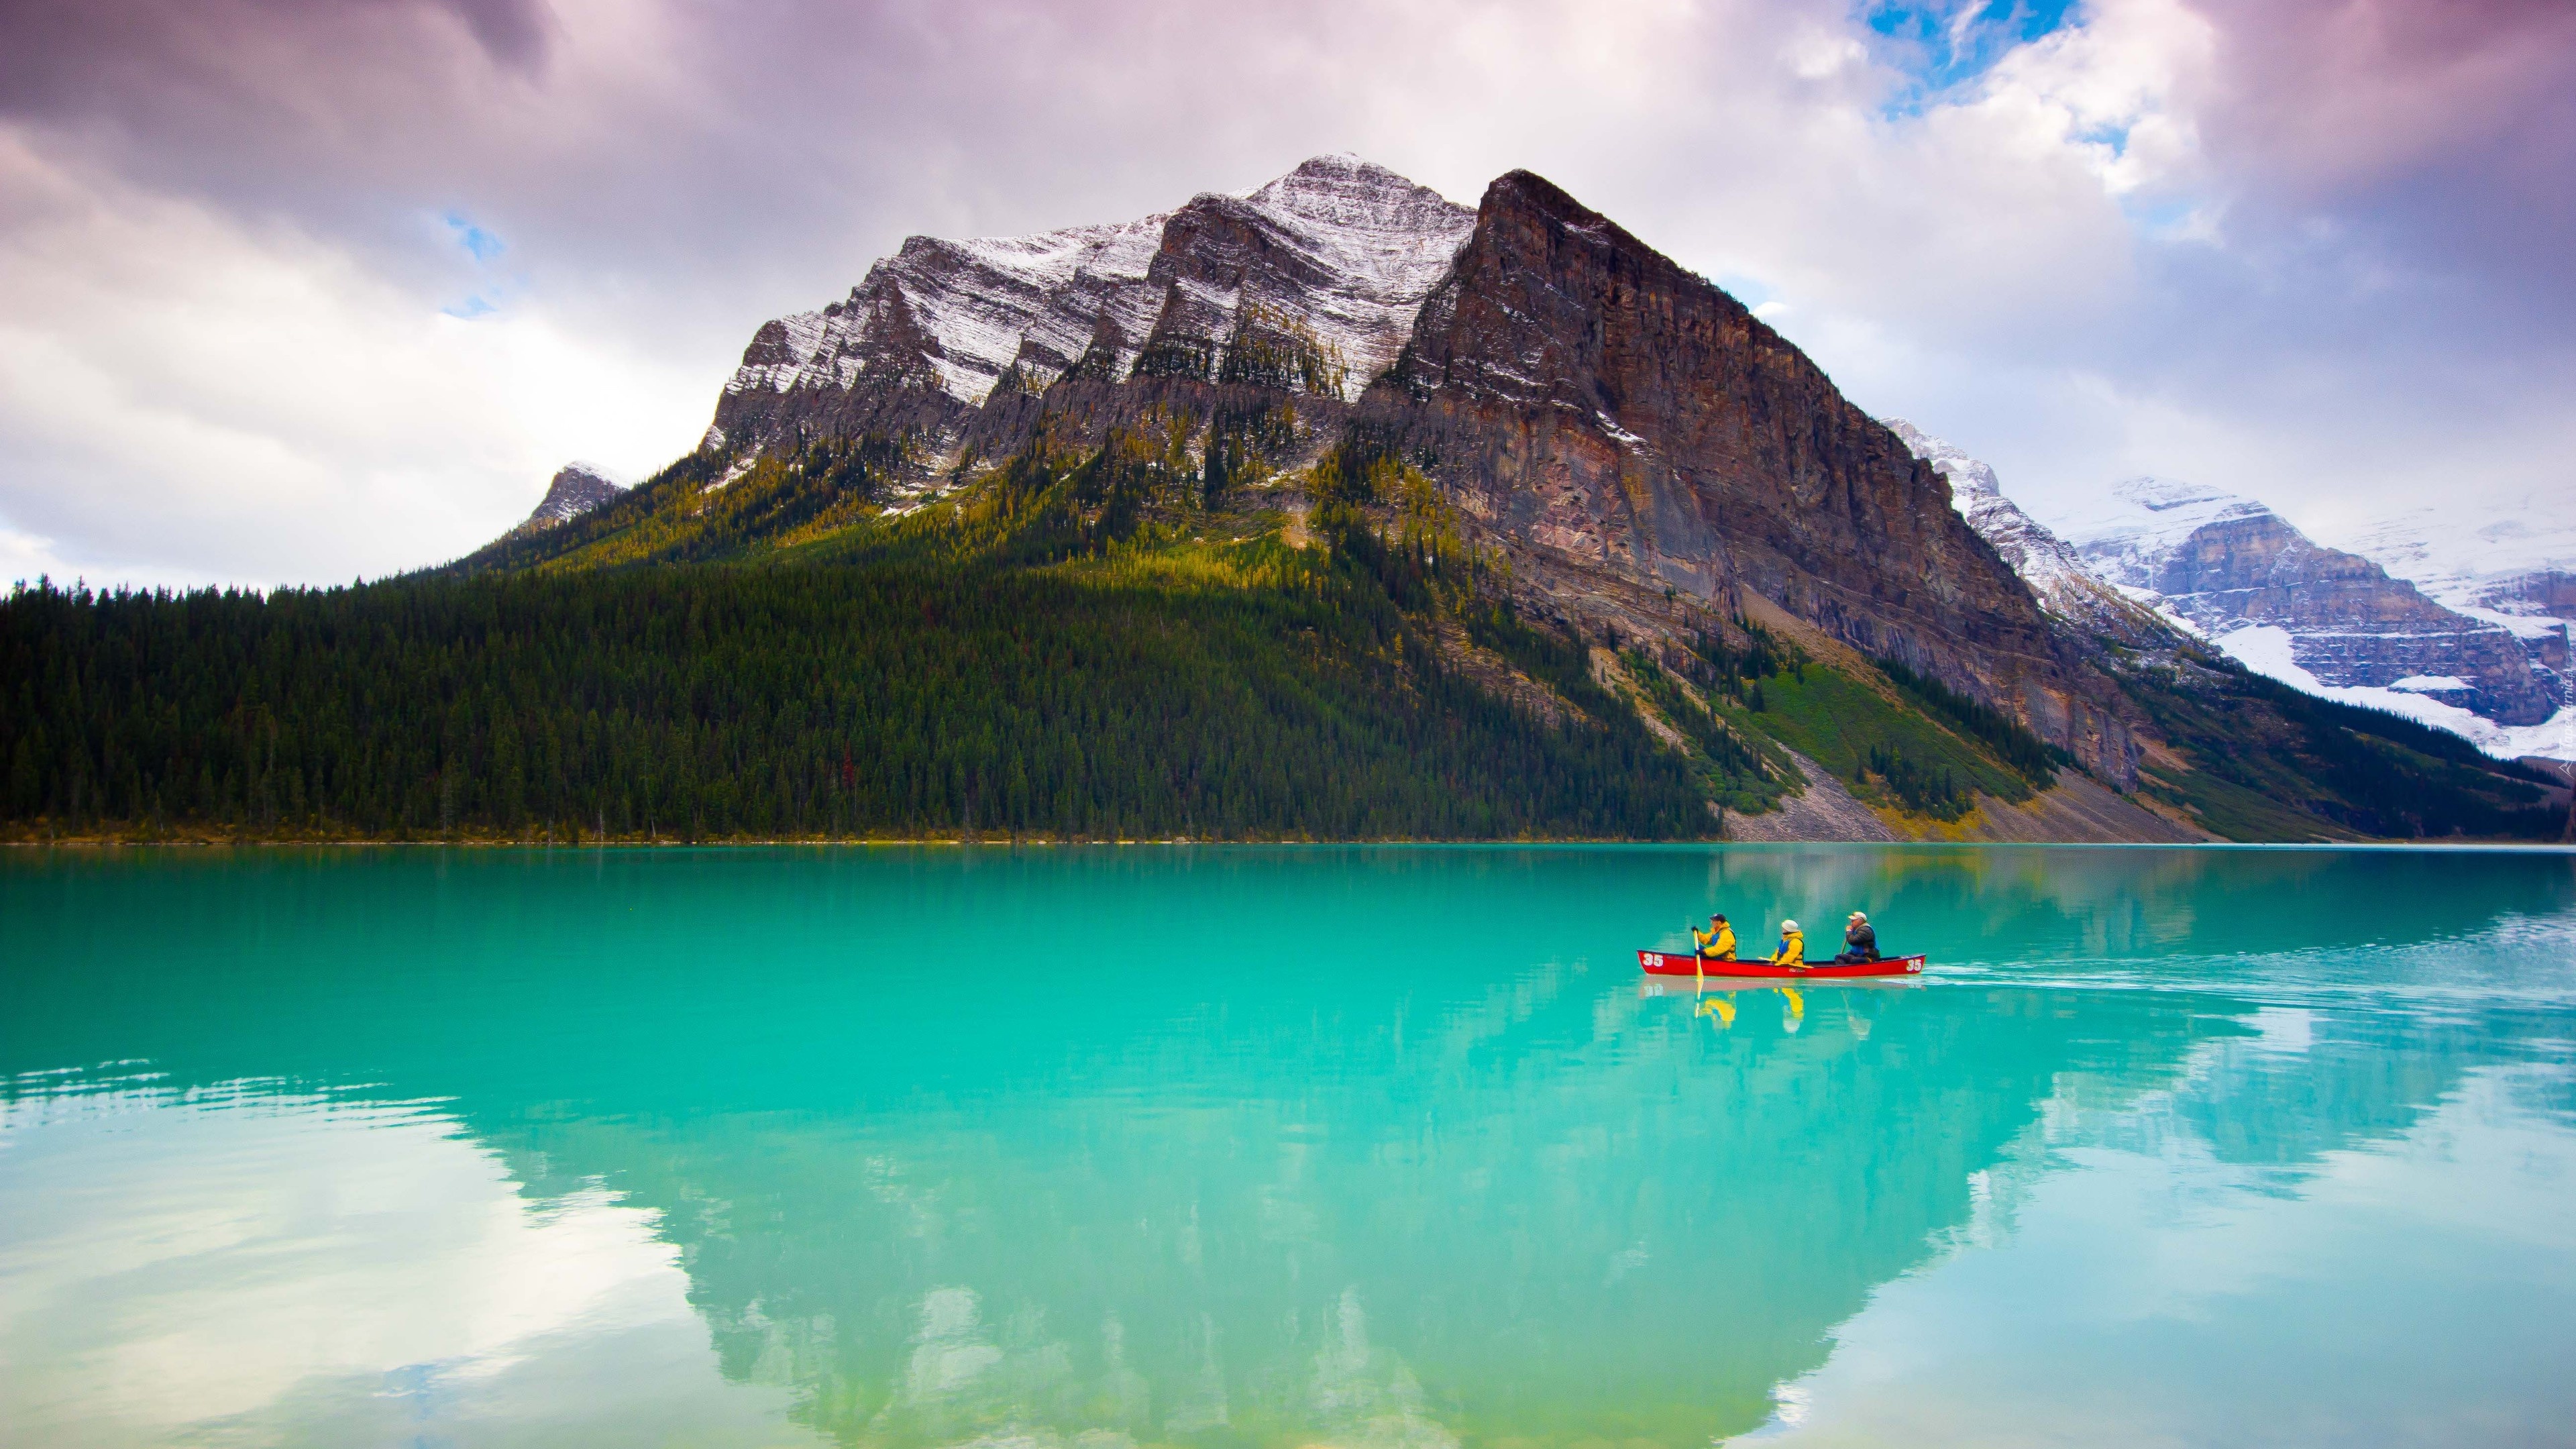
1358,172 -> 2135,777
2341,501 -> 2576,712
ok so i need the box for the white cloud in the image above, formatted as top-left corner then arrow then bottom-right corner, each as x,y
0,133 -> 718,587
0,1086 -> 823,1445
0,0 -> 2567,586
1739,1057 -> 2576,1446
1970,0 -> 2216,198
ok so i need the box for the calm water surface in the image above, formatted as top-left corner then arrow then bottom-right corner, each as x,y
3,845 -> 2573,1448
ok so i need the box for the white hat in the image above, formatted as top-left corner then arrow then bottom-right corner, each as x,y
1849,910 -> 1867,920
1780,919 -> 1799,931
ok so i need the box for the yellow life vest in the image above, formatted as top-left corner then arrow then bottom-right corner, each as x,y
1694,923 -> 1736,960
1773,929 -> 1805,966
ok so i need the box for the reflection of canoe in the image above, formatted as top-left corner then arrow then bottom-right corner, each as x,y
1638,950 -> 1926,979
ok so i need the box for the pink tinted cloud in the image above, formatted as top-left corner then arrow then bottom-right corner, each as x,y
0,0 -> 2568,582
2193,0 -> 2576,216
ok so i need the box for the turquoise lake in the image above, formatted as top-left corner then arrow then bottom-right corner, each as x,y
4,845 -> 2574,1448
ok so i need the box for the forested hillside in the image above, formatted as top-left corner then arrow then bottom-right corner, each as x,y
14,156 -> 2557,845
1,438 -> 1743,841
5,421 -> 2561,843
0,574 -> 1715,843
2124,653 -> 2565,841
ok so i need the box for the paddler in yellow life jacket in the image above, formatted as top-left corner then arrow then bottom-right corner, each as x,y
1691,913 -> 1737,962
1770,920 -> 1806,968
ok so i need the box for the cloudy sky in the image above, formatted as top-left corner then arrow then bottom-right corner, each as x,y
3,0 -> 2570,588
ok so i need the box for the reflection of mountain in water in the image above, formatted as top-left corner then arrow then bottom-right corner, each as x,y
4,849 -> 2572,1448
488,972 -> 2176,1448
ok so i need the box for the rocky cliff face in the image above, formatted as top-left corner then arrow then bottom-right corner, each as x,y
515,464 -> 624,534
1350,172 -> 2135,776
694,158 -> 2142,780
2485,568 -> 2576,700
2056,478 -> 2559,727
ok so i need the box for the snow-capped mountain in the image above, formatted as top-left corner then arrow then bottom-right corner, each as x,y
667,159 -> 2184,785
2048,476 -> 2270,602
421,153 -> 2567,838
1884,421 -> 2162,643
1876,431 -> 2574,762
708,154 -> 1475,453
2338,500 -> 2573,684
517,463 -> 624,533
2330,498 -> 2576,762
2339,498 -> 2576,615
2046,475 -> 2566,750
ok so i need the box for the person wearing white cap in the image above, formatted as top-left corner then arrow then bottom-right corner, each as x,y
1768,919 -> 1805,967
1833,911 -> 1880,965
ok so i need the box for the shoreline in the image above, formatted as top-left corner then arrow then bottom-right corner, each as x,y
5,835 -> 2571,853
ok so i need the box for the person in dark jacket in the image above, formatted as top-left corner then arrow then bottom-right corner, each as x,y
1833,911 -> 1880,964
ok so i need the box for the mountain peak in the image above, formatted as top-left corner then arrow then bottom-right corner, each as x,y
715,156 -> 1472,416
1246,152 -> 1413,193
1485,168 -> 1584,211
516,462 -> 624,534
2050,475 -> 2270,562
1237,154 -> 1465,238
2110,475 -> 2263,518
1884,420 -> 1999,499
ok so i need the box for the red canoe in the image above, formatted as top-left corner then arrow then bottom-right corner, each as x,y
1638,949 -> 1926,979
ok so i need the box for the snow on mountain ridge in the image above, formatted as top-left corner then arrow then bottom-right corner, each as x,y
2047,476 -> 2271,593
515,462 -> 624,535
2337,499 -> 2576,638
2339,498 -> 2576,588
722,213 -> 1171,407
1886,425 -> 2571,757
719,156 -> 1474,413
1884,421 -> 1998,495
2222,625 -> 2576,763
1884,420 -> 2157,640
1228,155 -> 1479,384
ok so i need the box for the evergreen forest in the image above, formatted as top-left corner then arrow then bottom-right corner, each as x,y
3,423 -> 2562,843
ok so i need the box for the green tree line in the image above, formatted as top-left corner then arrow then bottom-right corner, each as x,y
2122,653 -> 2560,840
1,544 -> 1716,842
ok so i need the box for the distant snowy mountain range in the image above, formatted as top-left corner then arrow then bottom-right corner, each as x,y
1889,423 -> 2576,763
2339,503 -> 2576,641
